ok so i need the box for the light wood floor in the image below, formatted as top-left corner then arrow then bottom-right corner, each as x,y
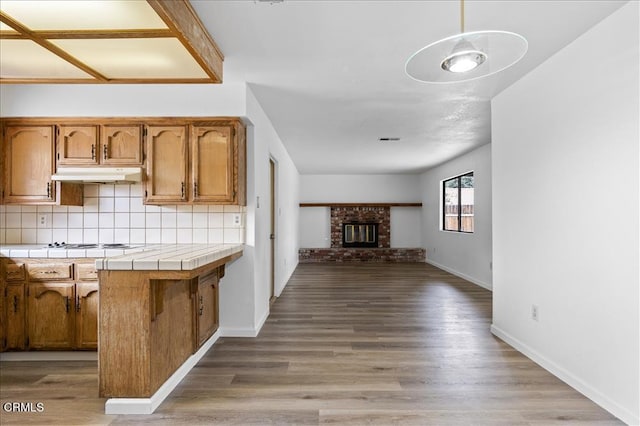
0,263 -> 621,425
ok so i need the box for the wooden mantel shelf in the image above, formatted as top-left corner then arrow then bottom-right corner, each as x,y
300,202 -> 422,207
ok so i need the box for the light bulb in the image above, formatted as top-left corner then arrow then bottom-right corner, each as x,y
441,50 -> 487,73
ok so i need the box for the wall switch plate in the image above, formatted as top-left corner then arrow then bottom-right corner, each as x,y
531,304 -> 539,321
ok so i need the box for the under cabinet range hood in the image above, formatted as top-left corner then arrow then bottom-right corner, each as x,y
51,167 -> 142,184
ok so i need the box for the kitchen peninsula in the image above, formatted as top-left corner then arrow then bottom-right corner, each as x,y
96,244 -> 243,414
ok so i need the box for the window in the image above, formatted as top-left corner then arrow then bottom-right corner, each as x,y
443,172 -> 474,233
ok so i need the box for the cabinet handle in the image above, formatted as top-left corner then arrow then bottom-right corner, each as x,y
65,296 -> 70,313
199,295 -> 203,316
46,182 -> 51,198
76,295 -> 80,312
13,296 -> 18,313
91,144 -> 96,160
194,182 -> 199,198
181,182 -> 185,200
103,144 -> 108,160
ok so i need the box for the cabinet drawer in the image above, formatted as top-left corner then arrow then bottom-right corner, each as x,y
76,263 -> 98,281
4,263 -> 26,282
27,263 -> 73,281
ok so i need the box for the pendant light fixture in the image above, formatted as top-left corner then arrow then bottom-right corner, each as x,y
405,0 -> 527,83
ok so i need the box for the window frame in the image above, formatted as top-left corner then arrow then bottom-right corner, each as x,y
442,171 -> 474,233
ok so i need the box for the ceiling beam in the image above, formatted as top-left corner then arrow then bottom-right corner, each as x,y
0,29 -> 175,40
146,0 -> 224,83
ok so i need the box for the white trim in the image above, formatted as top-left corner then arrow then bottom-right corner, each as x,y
105,330 -> 220,415
491,325 -> 638,426
0,351 -> 97,362
219,309 -> 269,338
425,258 -> 492,291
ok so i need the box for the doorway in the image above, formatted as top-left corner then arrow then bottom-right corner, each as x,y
269,158 -> 276,304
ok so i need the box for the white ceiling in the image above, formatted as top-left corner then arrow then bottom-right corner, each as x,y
193,1 -> 625,174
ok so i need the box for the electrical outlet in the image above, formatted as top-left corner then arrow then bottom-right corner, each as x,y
232,213 -> 242,227
38,215 -> 47,227
531,304 -> 539,321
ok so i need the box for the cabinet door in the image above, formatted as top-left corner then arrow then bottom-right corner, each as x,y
3,126 -> 55,203
196,271 -> 219,347
5,283 -> 26,350
27,282 -> 75,349
192,125 -> 234,203
75,282 -> 98,350
101,125 -> 143,166
145,126 -> 188,204
57,126 -> 99,165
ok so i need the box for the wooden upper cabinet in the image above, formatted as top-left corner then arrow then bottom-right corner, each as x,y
57,125 -> 142,166
57,125 -> 99,165
145,126 -> 188,204
3,126 -> 56,203
101,125 -> 143,166
192,125 -> 233,203
144,119 -> 246,205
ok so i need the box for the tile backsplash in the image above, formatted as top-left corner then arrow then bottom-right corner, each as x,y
0,184 -> 246,245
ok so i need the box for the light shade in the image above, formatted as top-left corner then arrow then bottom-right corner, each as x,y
406,30 -> 528,84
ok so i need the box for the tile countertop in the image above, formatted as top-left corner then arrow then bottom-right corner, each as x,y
0,244 -> 152,259
1,244 -> 243,272
97,244 -> 243,271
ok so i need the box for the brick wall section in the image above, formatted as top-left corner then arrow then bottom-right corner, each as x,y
299,248 -> 426,263
331,206 -> 390,248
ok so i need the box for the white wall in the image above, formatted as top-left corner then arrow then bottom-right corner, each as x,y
419,144 -> 492,289
0,82 -> 300,339
299,174 -> 423,248
491,3 -> 639,424
244,86 -> 299,333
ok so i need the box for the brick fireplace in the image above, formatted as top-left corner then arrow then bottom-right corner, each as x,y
331,206 -> 389,248
299,204 -> 425,263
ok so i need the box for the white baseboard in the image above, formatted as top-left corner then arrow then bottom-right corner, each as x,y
0,351 -> 97,362
219,308 -> 270,338
425,259 -> 492,291
491,325 -> 638,426
105,330 -> 220,415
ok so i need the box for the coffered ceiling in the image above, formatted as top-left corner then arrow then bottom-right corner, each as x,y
0,0 -> 223,83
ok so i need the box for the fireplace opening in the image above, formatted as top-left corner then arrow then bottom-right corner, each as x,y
342,223 -> 379,248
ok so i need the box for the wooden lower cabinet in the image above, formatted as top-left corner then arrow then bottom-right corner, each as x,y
5,283 -> 26,350
195,270 -> 219,348
1,259 -> 99,351
75,282 -> 99,349
27,282 -> 75,349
